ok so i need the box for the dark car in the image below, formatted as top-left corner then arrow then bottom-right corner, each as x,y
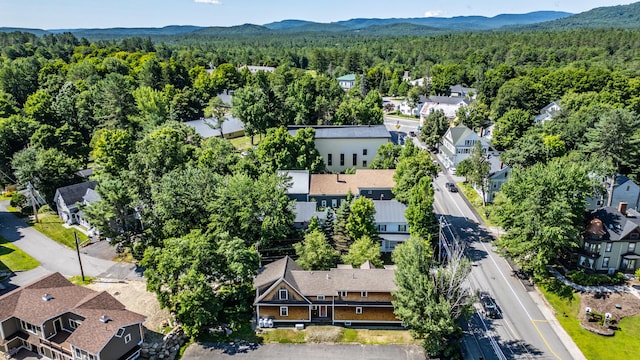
478,290 -> 500,319
445,182 -> 458,192
409,131 -> 416,137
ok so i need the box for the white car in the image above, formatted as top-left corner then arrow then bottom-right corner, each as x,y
450,167 -> 457,175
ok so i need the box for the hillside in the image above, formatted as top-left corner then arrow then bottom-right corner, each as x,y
518,2 -> 640,30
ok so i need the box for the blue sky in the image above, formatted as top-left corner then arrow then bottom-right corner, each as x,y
0,0 -> 634,29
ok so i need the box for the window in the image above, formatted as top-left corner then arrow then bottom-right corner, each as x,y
363,149 -> 368,156
328,154 -> 332,166
280,307 -> 288,317
629,243 -> 637,253
332,199 -> 338,208
124,333 -> 132,344
368,190 -> 372,194
317,295 -> 325,300
398,224 -> 407,232
605,242 -> 613,252
321,200 -> 327,208
353,153 -> 357,166
361,291 -> 367,297
631,233 -> 639,240
602,257 -> 610,268
340,154 -> 345,166
20,320 -> 39,334
69,319 -> 81,330
362,160 -> 367,168
338,291 -> 347,297
115,328 -> 125,338
355,307 -> 363,314
377,224 -> 387,232
279,289 -> 288,300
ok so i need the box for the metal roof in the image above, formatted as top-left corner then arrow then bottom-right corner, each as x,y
288,125 -> 391,139
373,200 -> 407,223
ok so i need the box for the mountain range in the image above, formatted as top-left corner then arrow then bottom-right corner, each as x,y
2,2 -> 640,38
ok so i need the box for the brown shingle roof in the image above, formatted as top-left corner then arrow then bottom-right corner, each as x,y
309,170 -> 395,196
254,256 -> 302,288
0,272 -> 145,355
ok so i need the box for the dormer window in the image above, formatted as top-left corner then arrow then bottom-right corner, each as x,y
69,319 -> 82,330
279,289 -> 288,300
115,328 -> 125,338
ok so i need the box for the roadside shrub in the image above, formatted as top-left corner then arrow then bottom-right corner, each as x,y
305,326 -> 343,343
10,192 -> 27,208
567,270 -> 626,286
38,204 -> 52,213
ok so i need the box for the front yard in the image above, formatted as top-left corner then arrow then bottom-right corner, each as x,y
0,236 -> 39,273
257,326 -> 416,345
540,281 -> 640,359
30,212 -> 88,249
457,182 -> 496,227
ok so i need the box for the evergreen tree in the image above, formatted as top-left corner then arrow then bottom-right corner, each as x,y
332,199 -> 352,254
322,208 -> 335,240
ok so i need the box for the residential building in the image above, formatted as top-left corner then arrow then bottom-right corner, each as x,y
184,115 -> 245,139
293,202 -> 327,230
53,181 -> 98,226
0,272 -> 145,360
288,125 -> 391,172
373,200 -> 409,253
577,202 -> 640,273
586,175 -> 640,211
534,100 -> 561,124
254,256 -> 401,327
277,170 -> 310,202
238,65 -> 276,74
438,125 -> 492,169
419,96 -> 472,123
399,95 -> 428,117
449,84 -> 477,99
308,169 -> 396,209
408,77 -> 430,88
336,74 -> 356,91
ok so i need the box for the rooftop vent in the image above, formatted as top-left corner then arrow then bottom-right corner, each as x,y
42,294 -> 53,302
99,315 -> 110,323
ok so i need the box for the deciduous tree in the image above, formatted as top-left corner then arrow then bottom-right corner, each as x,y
294,230 -> 340,270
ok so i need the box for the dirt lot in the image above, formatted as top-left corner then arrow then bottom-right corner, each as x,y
86,279 -> 172,340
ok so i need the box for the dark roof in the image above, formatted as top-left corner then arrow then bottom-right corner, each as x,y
586,207 -> 640,241
254,256 -> 302,289
0,272 -> 145,355
82,188 -> 101,204
288,125 -> 391,139
54,181 -> 98,207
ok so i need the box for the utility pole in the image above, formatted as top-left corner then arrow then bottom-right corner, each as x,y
27,182 -> 38,223
74,231 -> 85,282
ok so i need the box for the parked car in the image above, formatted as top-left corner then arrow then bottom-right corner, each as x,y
409,131 -> 416,137
450,167 -> 457,175
478,290 -> 500,319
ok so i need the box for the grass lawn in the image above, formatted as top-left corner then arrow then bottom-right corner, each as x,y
0,236 -> 39,272
30,212 -> 88,249
540,281 -> 640,359
229,135 -> 261,150
457,182 -> 496,227
258,326 -> 415,345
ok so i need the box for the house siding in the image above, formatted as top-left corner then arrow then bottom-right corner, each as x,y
261,281 -> 307,303
99,323 -> 143,360
1,317 -> 18,339
315,138 -> 388,172
334,306 -> 398,322
288,193 -> 309,202
358,189 -> 393,201
259,306 -> 310,321
337,292 -> 393,302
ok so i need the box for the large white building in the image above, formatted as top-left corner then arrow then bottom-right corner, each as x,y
438,125 -> 492,169
288,125 -> 391,172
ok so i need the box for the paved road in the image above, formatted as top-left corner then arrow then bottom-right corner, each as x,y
431,169 -> 584,360
183,343 -> 425,360
383,116 -> 419,145
0,200 -> 142,290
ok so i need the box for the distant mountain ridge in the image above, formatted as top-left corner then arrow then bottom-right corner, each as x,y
3,5 -> 640,39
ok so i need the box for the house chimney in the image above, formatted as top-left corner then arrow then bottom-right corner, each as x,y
99,315 -> 110,323
336,173 -> 339,183
380,194 -> 384,200
618,202 -> 628,215
500,162 -> 504,170
42,294 -> 53,302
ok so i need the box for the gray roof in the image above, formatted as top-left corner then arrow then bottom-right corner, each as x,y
184,115 -> 245,139
278,170 -> 310,195
586,207 -> 640,241
614,175 -> 636,188
449,85 -> 476,96
82,188 -> 101,204
294,202 -> 327,223
55,181 -> 98,207
427,96 -> 470,106
448,125 -> 477,146
373,200 -> 407,223
254,256 -> 303,288
288,125 -> 391,139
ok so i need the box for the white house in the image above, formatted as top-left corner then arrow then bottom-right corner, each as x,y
184,115 -> 245,139
374,200 -> 409,253
238,65 -> 276,74
337,74 -> 356,91
419,96 -> 472,124
399,95 -> 428,117
288,125 -> 391,172
438,125 -> 492,169
53,181 -> 98,225
587,175 -> 640,211
483,156 -> 510,203
534,100 -> 561,124
449,84 -> 477,98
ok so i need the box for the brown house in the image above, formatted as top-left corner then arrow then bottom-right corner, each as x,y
0,272 -> 145,360
254,256 -> 401,327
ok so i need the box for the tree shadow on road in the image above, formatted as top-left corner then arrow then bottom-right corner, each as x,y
498,338 -> 544,359
202,342 -> 261,355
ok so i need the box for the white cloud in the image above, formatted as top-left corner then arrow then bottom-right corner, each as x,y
424,10 -> 444,17
194,0 -> 221,4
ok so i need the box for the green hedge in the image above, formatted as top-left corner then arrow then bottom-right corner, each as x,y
567,270 -> 626,286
